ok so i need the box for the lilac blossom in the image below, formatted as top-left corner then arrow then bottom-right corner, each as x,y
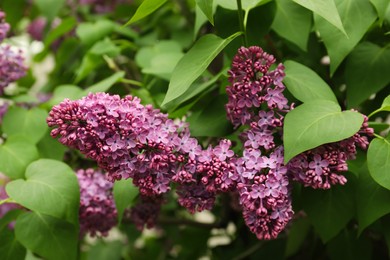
287,115 -> 373,189
0,10 -> 10,42
226,46 -> 288,127
225,46 -> 293,239
76,168 -> 117,237
48,93 -> 237,216
126,196 -> 163,231
0,45 -> 27,95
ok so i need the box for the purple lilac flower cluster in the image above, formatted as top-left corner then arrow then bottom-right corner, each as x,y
288,115 -> 373,189
47,93 -> 237,228
225,46 -> 293,239
0,11 -> 10,42
0,10 -> 27,96
76,168 -> 117,237
0,46 -> 27,95
127,195 -> 163,231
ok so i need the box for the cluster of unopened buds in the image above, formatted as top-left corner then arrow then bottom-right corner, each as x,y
47,46 -> 373,240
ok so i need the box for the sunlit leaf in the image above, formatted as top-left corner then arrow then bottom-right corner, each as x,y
2,107 -> 48,144
125,0 -> 167,26
283,100 -> 363,163
161,32 -> 241,107
368,136 -> 390,190
6,159 -> 80,224
293,0 -> 346,35
283,60 -> 338,103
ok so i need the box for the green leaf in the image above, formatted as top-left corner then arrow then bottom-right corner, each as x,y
354,162 -> 390,234
44,17 -> 76,48
47,85 -> 84,107
161,32 -> 241,107
369,95 -> 390,117
2,107 -> 48,144
87,240 -> 123,260
370,0 -> 390,23
187,94 -> 233,137
285,217 -> 311,257
367,137 -> 390,190
314,0 -> 377,74
113,178 -> 138,224
283,100 -> 364,163
0,138 -> 39,179
346,42 -> 390,108
166,68 -> 227,110
82,71 -> 125,95
76,20 -> 115,46
0,209 -> 24,231
283,60 -> 338,103
6,159 -> 80,224
326,229 -> 372,260
75,38 -> 120,83
37,131 -> 67,161
0,228 -> 26,260
271,0 -> 312,51
34,0 -> 65,20
15,212 -> 78,260
196,0 -> 214,25
301,181 -> 355,243
125,0 -> 168,26
216,0 -> 271,11
293,0 -> 346,35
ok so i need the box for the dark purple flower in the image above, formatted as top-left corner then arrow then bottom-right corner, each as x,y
0,10 -> 10,42
0,45 -> 27,95
76,168 -> 117,237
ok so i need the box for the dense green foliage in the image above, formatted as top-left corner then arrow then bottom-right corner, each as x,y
0,0 -> 389,259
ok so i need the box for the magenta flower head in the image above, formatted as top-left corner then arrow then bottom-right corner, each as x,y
0,45 -> 27,95
0,10 -> 10,42
226,46 -> 288,127
76,168 -> 117,237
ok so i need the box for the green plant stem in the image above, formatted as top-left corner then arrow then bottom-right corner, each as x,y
119,78 -> 143,87
236,0 -> 248,46
0,198 -> 13,206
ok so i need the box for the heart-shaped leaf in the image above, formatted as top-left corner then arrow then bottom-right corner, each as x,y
0,138 -> 39,179
368,136 -> 390,190
2,107 -> 48,144
6,159 -> 79,224
161,32 -> 241,107
283,60 -> 338,103
283,100 -> 364,163
15,212 -> 78,260
346,42 -> 390,108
